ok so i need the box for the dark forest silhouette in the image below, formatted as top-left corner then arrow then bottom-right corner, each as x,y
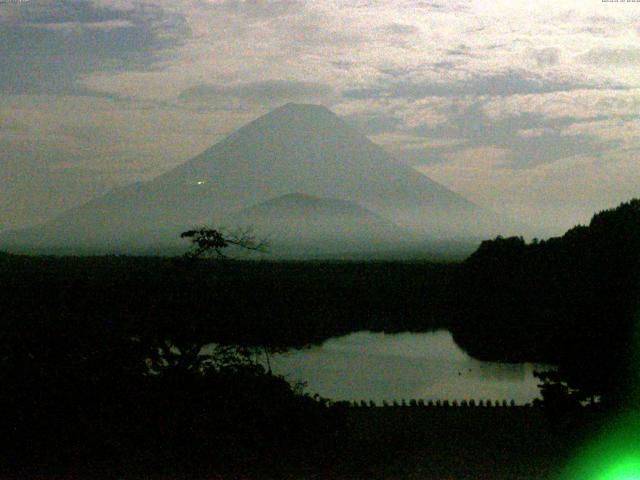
0,230 -> 346,476
1,199 -> 639,476
450,199 -> 640,410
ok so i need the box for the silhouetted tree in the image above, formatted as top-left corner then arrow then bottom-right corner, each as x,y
535,370 -> 581,423
181,227 -> 268,259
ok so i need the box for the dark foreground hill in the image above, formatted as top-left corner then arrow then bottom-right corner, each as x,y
450,198 -> 640,407
0,103 -> 517,255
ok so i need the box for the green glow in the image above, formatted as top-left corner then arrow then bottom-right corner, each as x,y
562,306 -> 640,480
597,457 -> 640,480
563,413 -> 640,480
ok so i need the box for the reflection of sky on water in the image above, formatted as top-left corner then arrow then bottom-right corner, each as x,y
272,331 -> 546,404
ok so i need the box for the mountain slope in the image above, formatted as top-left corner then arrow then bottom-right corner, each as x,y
0,103 -> 515,254
155,103 -> 485,233
227,193 -> 414,257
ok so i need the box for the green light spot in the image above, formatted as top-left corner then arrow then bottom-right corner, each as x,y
598,458 -> 640,480
563,413 -> 640,480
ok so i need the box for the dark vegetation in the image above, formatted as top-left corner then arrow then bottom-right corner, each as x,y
2,199 -> 640,476
0,254 -> 453,351
450,199 -> 640,409
341,407 -> 573,480
0,235 -> 453,476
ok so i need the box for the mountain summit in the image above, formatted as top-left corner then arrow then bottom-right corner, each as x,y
1,103 -> 515,254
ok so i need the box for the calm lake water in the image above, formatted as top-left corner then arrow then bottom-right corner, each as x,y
269,330 -> 546,405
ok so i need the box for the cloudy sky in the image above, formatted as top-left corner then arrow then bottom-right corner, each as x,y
1,0 -> 639,234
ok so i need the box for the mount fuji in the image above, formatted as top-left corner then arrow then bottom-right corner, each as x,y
1,103 -> 517,256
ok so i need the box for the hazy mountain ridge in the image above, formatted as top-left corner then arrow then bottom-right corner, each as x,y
0,103 -> 519,256
226,193 -> 417,257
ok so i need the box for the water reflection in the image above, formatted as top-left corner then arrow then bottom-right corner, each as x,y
471,361 -> 527,381
270,330 -> 547,404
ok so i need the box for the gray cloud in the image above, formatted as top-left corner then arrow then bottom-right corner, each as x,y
331,60 -> 355,70
446,44 -> 473,57
340,97 -> 622,171
579,15 -> 623,35
281,14 -> 367,50
580,47 -> 640,66
12,0 -> 126,25
178,80 -> 334,107
531,48 -> 560,67
0,1 -> 188,95
376,66 -> 414,78
343,69 -> 608,100
585,15 -> 620,25
381,22 -> 420,36
342,111 -> 404,136
199,0 -> 305,18
410,102 -> 619,169
577,18 -> 625,37
430,61 -> 460,70
414,1 -> 470,12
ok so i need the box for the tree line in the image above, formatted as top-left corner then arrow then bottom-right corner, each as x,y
449,199 -> 640,410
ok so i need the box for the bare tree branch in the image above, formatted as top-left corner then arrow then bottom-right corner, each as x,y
181,226 -> 269,259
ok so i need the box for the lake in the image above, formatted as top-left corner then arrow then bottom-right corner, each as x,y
269,330 -> 547,405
